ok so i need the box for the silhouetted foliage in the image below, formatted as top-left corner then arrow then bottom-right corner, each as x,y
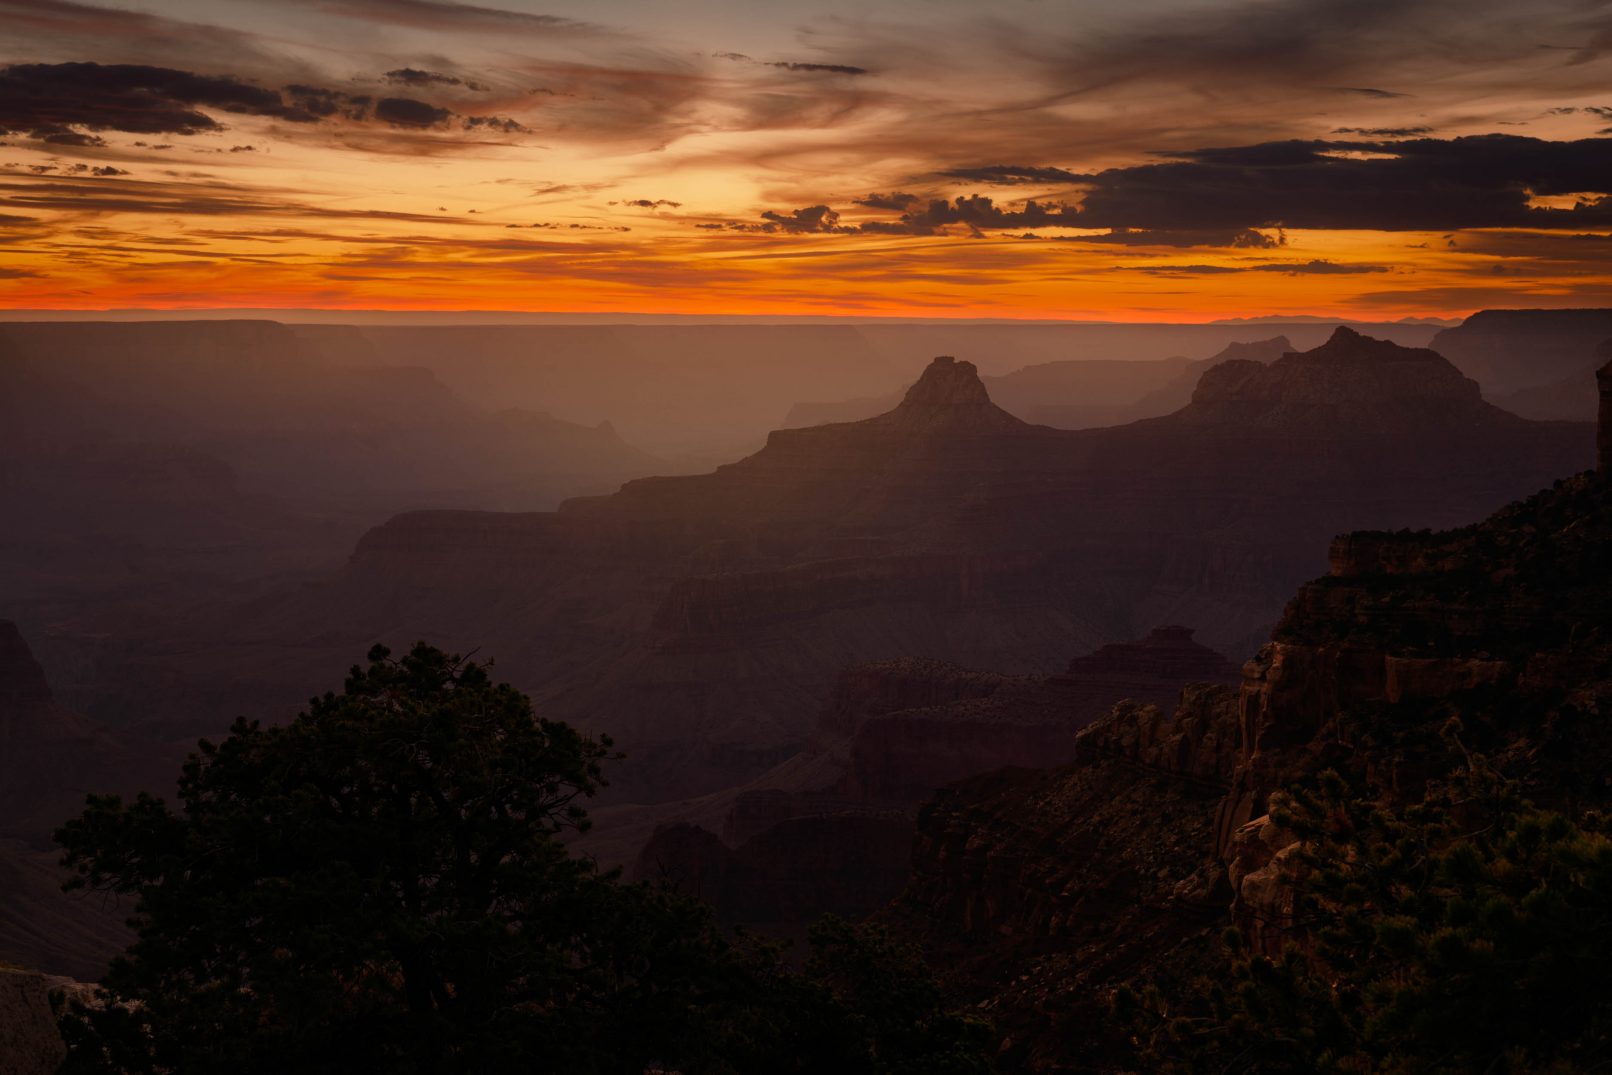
1117,727 -> 1612,1074
56,643 -> 991,1075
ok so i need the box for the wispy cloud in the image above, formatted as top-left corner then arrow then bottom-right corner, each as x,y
3,0 -> 1611,317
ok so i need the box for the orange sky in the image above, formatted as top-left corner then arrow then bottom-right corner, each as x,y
2,0 -> 1610,320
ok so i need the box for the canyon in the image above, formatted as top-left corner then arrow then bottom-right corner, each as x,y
876,353 -> 1612,1072
1,314 -> 1606,994
246,328 -> 1588,805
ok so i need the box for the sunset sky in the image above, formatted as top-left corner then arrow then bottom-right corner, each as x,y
2,0 -> 1610,319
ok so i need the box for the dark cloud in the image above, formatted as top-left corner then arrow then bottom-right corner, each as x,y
1080,227 -> 1285,248
383,68 -> 489,92
374,96 -> 453,128
274,0 -> 597,33
0,61 -> 521,151
1127,259 -> 1391,275
37,128 -> 106,146
0,61 -> 534,149
715,53 -> 868,76
858,194 -> 1080,236
740,133 -> 1611,246
503,221 -> 630,232
758,205 -> 849,233
284,84 -> 371,120
0,62 -> 319,141
1333,126 -> 1433,137
1339,86 -> 1410,98
939,164 -> 1089,184
854,192 -> 920,210
766,62 -> 869,76
1073,134 -> 1612,233
613,198 -> 681,209
0,172 -> 458,222
463,114 -> 528,133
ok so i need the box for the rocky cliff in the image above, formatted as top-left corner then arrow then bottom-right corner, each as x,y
1430,307 -> 1612,395
1058,334 -> 1295,428
0,966 -> 67,1075
848,628 -> 1239,802
630,627 -> 1240,946
1488,337 -> 1611,422
883,354 -> 1612,1072
884,684 -> 1243,1072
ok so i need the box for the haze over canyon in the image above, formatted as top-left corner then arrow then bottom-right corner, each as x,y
5,1 -> 1612,1071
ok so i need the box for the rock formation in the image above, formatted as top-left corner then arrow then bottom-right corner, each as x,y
1430,307 -> 1612,395
0,966 -> 67,1075
885,684 -> 1243,1071
141,330 -> 1593,810
1080,334 -> 1296,427
320,321 -> 1442,455
782,338 -> 1298,433
847,627 -> 1239,802
884,349 -> 1612,1070
632,627 -> 1241,939
1487,338 -> 1610,422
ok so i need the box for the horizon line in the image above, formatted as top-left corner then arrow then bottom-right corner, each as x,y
0,307 -> 1469,327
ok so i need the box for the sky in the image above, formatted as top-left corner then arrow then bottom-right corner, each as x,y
1,0 -> 1610,320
